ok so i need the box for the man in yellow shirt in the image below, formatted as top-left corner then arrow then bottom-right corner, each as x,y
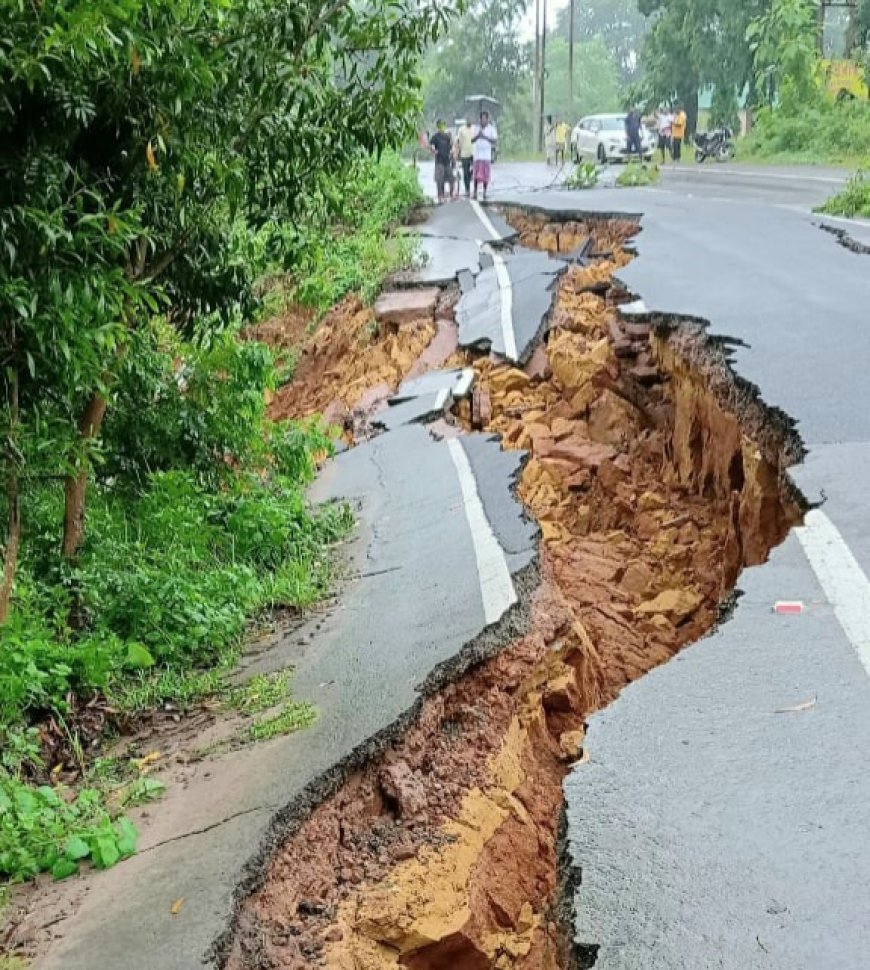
555,118 -> 570,165
456,117 -> 475,198
671,104 -> 687,162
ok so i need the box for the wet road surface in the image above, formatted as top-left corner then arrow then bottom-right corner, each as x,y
32,160 -> 870,970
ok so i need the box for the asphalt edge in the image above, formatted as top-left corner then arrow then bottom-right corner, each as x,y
210,480 -> 542,966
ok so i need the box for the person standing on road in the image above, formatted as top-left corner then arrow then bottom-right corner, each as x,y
555,118 -> 570,165
456,117 -> 475,198
625,106 -> 644,163
656,105 -> 673,164
472,110 -> 497,201
429,119 -> 454,204
671,104 -> 687,162
545,114 -> 556,166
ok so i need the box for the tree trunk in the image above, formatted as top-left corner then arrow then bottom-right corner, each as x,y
0,472 -> 20,624
61,391 -> 108,561
1,321 -> 21,624
684,86 -> 700,138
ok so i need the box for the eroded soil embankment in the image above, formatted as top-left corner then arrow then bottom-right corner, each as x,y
226,212 -> 803,970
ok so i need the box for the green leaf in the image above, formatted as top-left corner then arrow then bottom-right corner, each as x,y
115,817 -> 138,858
52,858 -> 80,881
126,643 -> 155,669
64,836 -> 91,861
93,835 -> 120,869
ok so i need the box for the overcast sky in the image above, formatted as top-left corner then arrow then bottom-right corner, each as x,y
519,0 -> 571,43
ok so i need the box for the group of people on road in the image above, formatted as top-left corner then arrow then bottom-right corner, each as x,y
427,111 -> 498,204
653,104 -> 688,163
544,115 -> 571,166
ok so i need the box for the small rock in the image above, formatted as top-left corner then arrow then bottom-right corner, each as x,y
559,730 -> 585,761
379,761 -> 427,818
635,588 -> 703,620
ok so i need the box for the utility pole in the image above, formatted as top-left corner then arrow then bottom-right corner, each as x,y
568,0 -> 575,113
539,0 -> 548,151
533,0 -> 541,152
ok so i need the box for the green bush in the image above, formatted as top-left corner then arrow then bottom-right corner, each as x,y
743,100 -> 870,164
565,163 -> 600,189
616,163 -> 661,187
0,774 -> 137,882
261,153 -> 423,312
817,169 -> 870,218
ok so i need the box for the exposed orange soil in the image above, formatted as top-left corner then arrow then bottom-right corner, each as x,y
226,216 -> 801,970
256,294 -> 459,435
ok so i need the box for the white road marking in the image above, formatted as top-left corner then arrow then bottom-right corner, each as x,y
815,212 -> 870,231
453,368 -> 475,399
491,251 -> 518,361
433,388 -> 450,411
446,437 -> 517,625
671,167 -> 845,186
470,199 -> 502,241
796,509 -> 870,678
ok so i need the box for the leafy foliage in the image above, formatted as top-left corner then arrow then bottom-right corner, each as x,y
541,37 -> 623,121
748,0 -> 821,111
744,98 -> 870,163
637,0 -> 769,131
0,773 -> 137,882
554,0 -> 649,87
281,154 -> 423,311
565,163 -> 601,189
0,0 -> 441,883
616,162 -> 661,186
248,700 -> 317,742
421,0 -> 530,122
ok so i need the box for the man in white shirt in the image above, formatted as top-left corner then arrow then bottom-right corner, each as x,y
471,110 -> 498,201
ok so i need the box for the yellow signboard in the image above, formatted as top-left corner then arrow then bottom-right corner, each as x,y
822,59 -> 869,100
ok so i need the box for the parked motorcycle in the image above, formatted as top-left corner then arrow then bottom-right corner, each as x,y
693,126 -> 735,163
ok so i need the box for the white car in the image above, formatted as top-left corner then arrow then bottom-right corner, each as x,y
571,113 -> 655,164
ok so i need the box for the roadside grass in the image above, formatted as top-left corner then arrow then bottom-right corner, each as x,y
815,170 -> 870,218
740,100 -> 870,168
256,152 -> 423,317
0,152 -> 415,890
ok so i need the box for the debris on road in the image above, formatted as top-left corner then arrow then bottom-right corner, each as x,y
373,288 -> 440,327
774,600 -> 806,615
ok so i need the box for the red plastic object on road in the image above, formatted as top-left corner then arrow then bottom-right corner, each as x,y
774,601 -> 805,615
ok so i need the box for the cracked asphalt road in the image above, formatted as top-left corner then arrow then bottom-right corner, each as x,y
35,371 -> 537,970
454,162 -> 870,966
32,160 -> 870,970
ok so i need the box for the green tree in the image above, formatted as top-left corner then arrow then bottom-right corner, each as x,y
1,0 -> 449,620
421,0 -> 529,121
554,0 -> 650,85
747,0 -> 821,110
543,37 -> 623,121
638,0 -> 770,131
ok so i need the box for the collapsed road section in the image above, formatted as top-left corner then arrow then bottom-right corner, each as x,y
222,204 -> 803,970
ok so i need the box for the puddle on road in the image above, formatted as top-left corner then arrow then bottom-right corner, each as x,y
225,209 -> 804,970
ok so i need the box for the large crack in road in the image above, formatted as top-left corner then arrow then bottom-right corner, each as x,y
222,207 -> 803,970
